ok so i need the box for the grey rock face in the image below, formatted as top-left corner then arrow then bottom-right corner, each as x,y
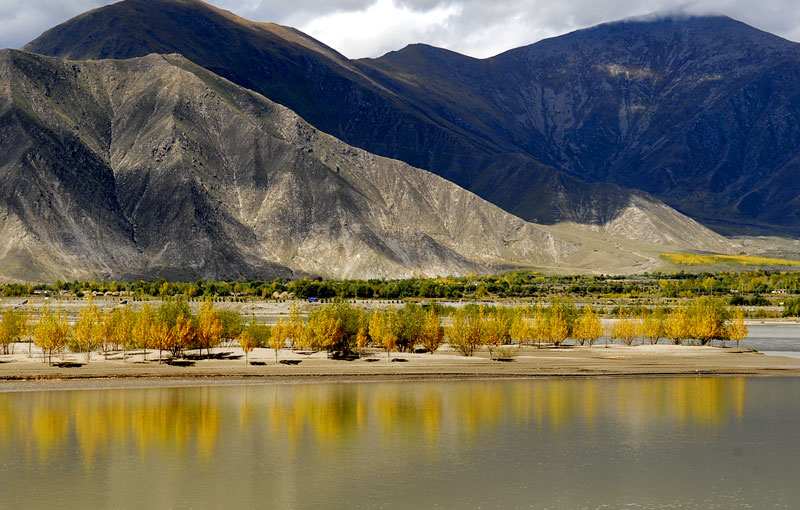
0,50 -> 588,280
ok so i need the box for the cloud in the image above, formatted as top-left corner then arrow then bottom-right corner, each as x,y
3,0 -> 800,58
291,0 -> 461,58
0,0 -> 110,49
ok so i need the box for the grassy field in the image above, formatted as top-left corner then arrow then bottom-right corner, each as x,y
661,253 -> 800,267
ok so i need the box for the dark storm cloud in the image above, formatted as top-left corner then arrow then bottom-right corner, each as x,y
3,0 -> 800,58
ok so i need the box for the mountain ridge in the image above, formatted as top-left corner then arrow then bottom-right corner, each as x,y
0,48 -> 732,280
27,0 -> 800,235
23,0 -> 671,231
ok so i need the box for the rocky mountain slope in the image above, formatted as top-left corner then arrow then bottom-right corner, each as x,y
0,50 -> 575,280
25,2 -> 800,235
21,0 -> 657,229
0,49 -> 731,281
359,16 -> 800,234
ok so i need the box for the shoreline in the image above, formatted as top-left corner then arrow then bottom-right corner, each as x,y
2,344 -> 800,391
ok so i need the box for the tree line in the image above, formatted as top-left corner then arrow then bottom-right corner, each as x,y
1,269 -> 797,301
0,296 -> 750,364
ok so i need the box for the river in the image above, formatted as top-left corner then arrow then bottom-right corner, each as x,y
1,377 -> 799,509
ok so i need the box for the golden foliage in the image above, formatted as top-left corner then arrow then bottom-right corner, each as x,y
270,318 -> 288,361
72,298 -> 101,361
132,303 -> 155,359
420,307 -> 443,354
727,306 -> 748,348
483,312 -> 509,359
611,310 -> 638,346
369,307 -> 399,358
661,253 -> 800,267
238,331 -> 255,363
308,306 -> 344,353
33,306 -> 70,363
573,306 -> 603,346
664,307 -> 691,345
445,308 -> 483,356
639,310 -> 664,345
196,301 -> 223,358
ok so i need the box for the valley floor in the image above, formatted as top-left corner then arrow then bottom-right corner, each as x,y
1,344 -> 799,391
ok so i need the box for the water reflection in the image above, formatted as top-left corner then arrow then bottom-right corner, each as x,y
0,378 -> 749,467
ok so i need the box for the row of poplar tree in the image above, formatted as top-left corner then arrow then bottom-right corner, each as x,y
0,297 -> 748,363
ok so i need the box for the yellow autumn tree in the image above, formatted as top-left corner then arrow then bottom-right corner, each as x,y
270,318 -> 288,362
483,312 -> 509,359
530,306 -> 548,348
114,307 -> 137,361
509,307 -> 531,347
356,326 -> 369,352
238,331 -> 255,364
611,310 -> 638,346
727,306 -> 749,348
287,304 -> 305,350
547,302 -> 572,347
196,301 -> 223,359
132,303 -> 155,361
150,318 -> 176,363
96,309 -> 116,359
173,314 -> 195,358
689,297 -> 728,346
34,306 -> 71,364
72,298 -> 101,362
663,307 -> 691,345
308,305 -> 344,355
369,308 -> 399,359
445,308 -> 483,357
420,308 -> 443,354
573,306 -> 603,347
640,309 -> 664,345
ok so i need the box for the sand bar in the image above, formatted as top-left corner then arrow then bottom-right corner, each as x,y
1,344 -> 800,391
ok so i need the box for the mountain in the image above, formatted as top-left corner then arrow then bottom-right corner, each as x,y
359,16 -> 800,234
21,0 -> 656,229
0,49 -> 731,281
0,49 -> 576,281
25,3 -> 800,235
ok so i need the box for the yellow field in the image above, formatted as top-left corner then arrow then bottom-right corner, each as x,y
661,253 -> 800,267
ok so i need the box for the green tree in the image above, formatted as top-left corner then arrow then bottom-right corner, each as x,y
0,308 -> 26,355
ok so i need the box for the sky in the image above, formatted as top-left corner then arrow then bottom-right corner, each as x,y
2,0 -> 800,58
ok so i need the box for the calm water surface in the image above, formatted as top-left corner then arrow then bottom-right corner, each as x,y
1,378 -> 799,509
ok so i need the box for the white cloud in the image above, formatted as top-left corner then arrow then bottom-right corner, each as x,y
293,0 -> 461,58
3,0 -> 800,58
0,0 -> 109,49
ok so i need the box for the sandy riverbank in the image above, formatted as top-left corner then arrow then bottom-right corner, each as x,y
1,343 -> 800,391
